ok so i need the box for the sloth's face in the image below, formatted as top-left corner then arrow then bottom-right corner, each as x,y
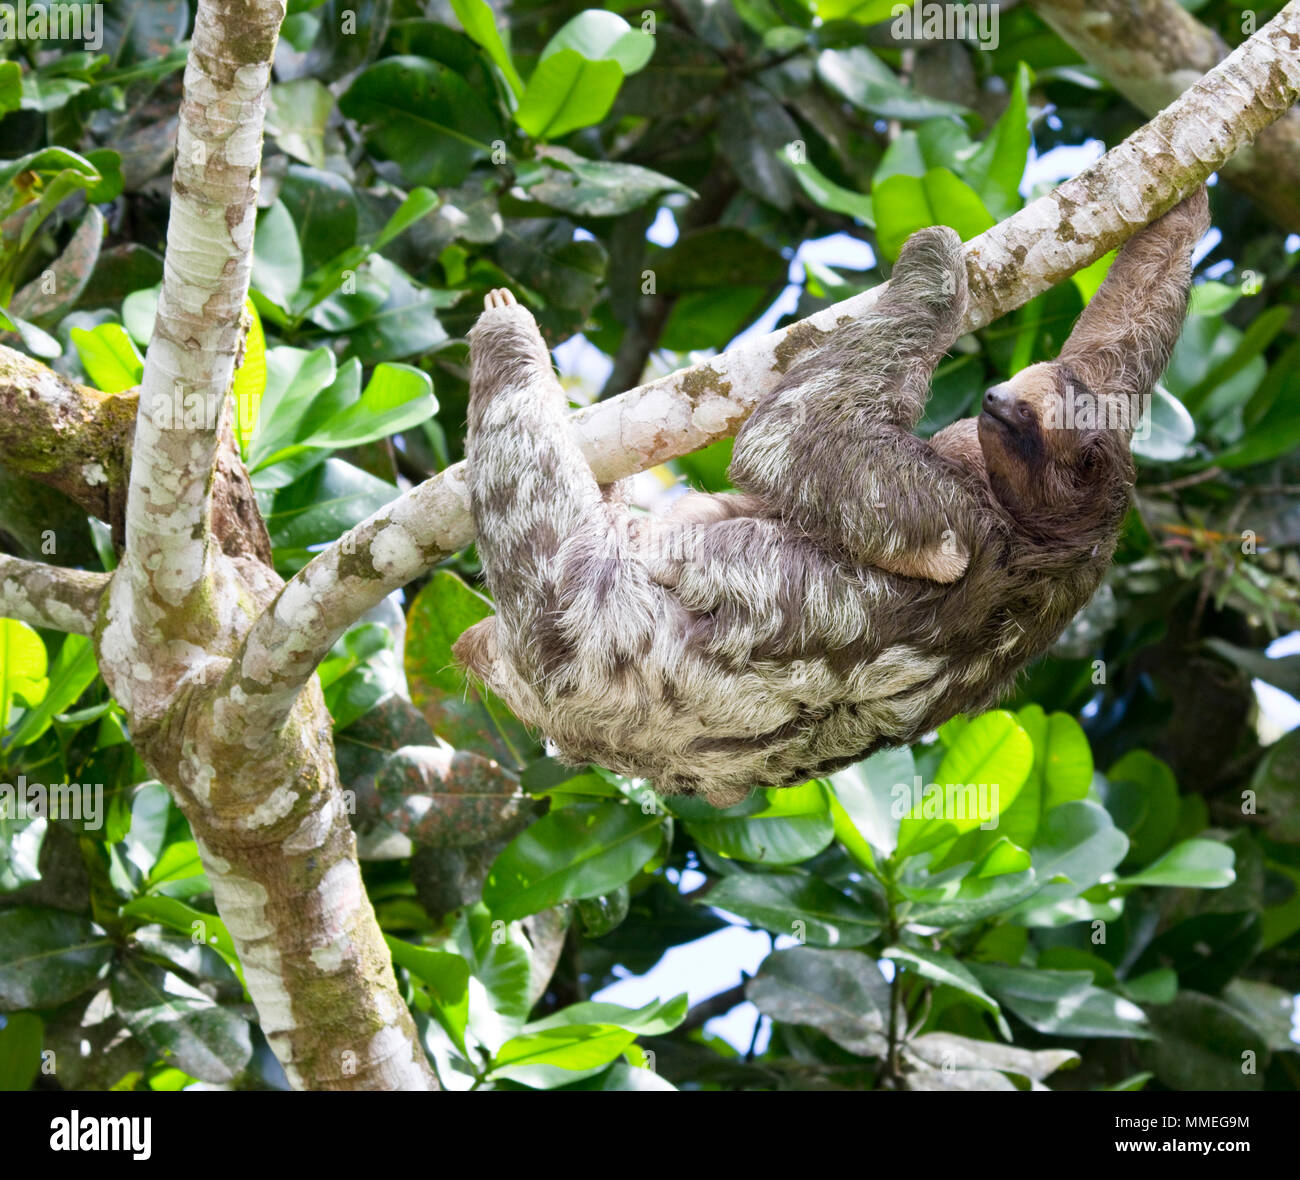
976,361 -> 1123,520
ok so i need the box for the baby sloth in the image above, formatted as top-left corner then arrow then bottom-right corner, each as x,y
455,188 -> 1209,808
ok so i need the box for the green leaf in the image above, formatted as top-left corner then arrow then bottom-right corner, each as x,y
873,167 -> 995,261
703,870 -> 881,947
252,201 -> 304,310
830,746 -> 914,855
895,710 -> 1032,858
247,345 -> 338,471
1131,383 -> 1196,462
1009,800 -> 1129,925
817,47 -> 967,121
4,635 -> 97,751
0,1011 -> 42,1090
340,57 -> 501,188
265,459 -> 399,553
964,62 -> 1031,220
515,50 -> 624,139
119,897 -> 245,991
450,0 -> 526,96
527,995 -> 688,1037
526,146 -> 693,217
1103,749 -> 1179,868
385,938 -> 470,1054
677,781 -> 835,866
0,908 -> 112,1009
491,1023 -> 636,1073
301,363 -> 436,449
884,945 -> 1010,1038
1120,838 -> 1235,889
748,946 -> 890,1057
541,11 -> 654,74
1178,305 -> 1288,415
970,962 -> 1153,1039
70,323 -> 143,393
783,149 -> 874,225
405,570 -> 533,766
110,959 -> 252,1084
1144,993 -> 1267,1090
0,620 -> 48,736
483,800 -> 663,922
232,300 -> 266,453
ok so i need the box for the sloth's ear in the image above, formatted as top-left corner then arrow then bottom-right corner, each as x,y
1057,188 -> 1209,418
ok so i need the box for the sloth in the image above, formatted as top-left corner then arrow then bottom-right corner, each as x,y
454,188 -> 1208,808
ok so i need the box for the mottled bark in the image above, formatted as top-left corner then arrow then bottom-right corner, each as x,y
1032,0 -> 1300,231
84,0 -> 438,1091
0,346 -> 134,524
0,556 -> 108,634
227,0 -> 1300,736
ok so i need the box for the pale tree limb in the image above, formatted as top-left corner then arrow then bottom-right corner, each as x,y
218,0 -> 1300,742
100,0 -> 284,726
81,0 -> 440,1091
1032,0 -> 1300,231
0,556 -> 108,635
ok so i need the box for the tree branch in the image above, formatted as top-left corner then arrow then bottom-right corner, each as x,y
0,555 -> 108,635
217,1 -> 1300,739
1032,0 -> 1300,231
112,0 -> 282,627
0,345 -> 135,526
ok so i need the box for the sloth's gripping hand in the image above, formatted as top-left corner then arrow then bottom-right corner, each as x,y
728,226 -> 978,583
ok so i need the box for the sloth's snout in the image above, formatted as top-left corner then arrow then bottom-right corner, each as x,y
983,384 -> 1013,415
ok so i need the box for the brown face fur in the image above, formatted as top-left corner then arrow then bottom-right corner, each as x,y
975,360 -> 1135,545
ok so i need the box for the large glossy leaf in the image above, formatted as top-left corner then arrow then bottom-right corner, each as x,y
1010,800 -> 1129,925
1120,838 -> 1236,889
110,959 -> 252,1084
340,57 -> 501,187
526,146 -> 693,217
969,962 -> 1153,1039
265,459 -> 400,553
119,896 -> 245,991
873,167 -> 995,261
704,869 -> 881,947
748,947 -> 889,1057
1143,993 -> 1267,1090
895,710 -> 1032,858
482,799 -> 662,922
70,323 -> 143,393
0,1010 -> 42,1091
678,781 -> 835,866
1102,750 -> 1179,869
405,570 -> 533,765
450,0 -> 526,95
515,50 -> 623,140
0,908 -> 113,1009
830,745 -> 913,855
817,46 -> 966,121
0,621 -> 48,738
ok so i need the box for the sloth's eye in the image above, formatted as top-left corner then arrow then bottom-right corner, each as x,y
1017,404 -> 1033,421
